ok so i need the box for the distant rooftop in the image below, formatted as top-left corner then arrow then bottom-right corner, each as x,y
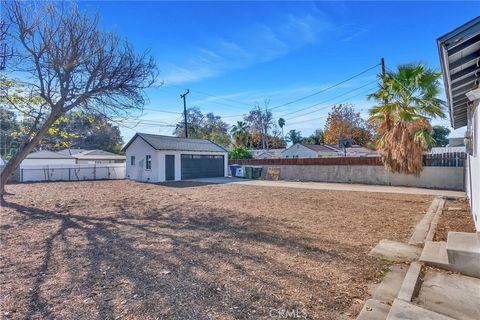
26,150 -> 73,159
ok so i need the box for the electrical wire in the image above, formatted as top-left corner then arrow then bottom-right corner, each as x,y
284,86 -> 377,125
277,80 -> 378,118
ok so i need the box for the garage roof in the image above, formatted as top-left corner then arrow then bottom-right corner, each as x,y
123,133 -> 228,153
438,16 -> 480,129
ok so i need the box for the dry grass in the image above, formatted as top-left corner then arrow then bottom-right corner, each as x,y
434,198 -> 476,242
0,180 -> 432,319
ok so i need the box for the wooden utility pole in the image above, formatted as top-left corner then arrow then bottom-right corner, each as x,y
180,89 -> 190,138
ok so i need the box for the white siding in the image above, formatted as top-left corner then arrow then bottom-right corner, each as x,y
125,137 -> 159,182
465,99 -> 479,231
282,143 -> 318,158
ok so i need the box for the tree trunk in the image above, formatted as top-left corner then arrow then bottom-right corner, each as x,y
0,112 -> 60,195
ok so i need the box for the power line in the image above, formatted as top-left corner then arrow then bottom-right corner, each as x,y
216,63 -> 380,118
278,80 -> 378,118
268,63 -> 379,111
142,108 -> 182,115
285,86 -> 377,125
285,85 -> 377,121
166,84 -> 253,108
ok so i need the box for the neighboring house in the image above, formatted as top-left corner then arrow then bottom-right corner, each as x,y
59,149 -> 126,164
447,137 -> 465,147
23,149 -> 126,165
123,133 -> 228,182
438,16 -> 479,231
249,149 -> 286,159
282,143 -> 341,158
21,150 -> 77,166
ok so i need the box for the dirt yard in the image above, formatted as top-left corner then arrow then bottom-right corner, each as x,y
0,180 -> 433,319
434,198 -> 476,242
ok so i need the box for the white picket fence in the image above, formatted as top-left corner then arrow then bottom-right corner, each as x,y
19,163 -> 126,182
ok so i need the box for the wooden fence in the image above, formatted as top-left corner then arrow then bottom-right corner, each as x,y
422,152 -> 466,167
229,152 -> 466,167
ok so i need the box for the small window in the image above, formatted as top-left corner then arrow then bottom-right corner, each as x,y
131,156 -> 135,166
145,155 -> 151,170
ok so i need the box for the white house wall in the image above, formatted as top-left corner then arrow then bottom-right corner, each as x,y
282,144 -> 317,158
465,100 -> 479,231
125,137 -> 159,182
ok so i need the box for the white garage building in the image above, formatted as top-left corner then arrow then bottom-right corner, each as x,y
123,133 -> 228,182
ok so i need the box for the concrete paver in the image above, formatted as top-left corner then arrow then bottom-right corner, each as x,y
415,270 -> 480,320
370,240 -> 422,263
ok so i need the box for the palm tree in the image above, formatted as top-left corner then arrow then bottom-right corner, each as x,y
230,121 -> 250,146
368,63 -> 445,175
285,129 -> 303,144
278,117 -> 285,137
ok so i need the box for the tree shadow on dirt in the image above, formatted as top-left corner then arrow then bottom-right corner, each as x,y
2,199 -> 370,319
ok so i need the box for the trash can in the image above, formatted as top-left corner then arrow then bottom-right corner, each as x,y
244,166 -> 253,179
252,166 -> 263,179
229,164 -> 241,177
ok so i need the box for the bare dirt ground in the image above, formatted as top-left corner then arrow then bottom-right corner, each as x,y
0,180 -> 432,320
434,198 -> 476,242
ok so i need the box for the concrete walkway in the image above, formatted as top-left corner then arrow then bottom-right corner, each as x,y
190,177 -> 466,197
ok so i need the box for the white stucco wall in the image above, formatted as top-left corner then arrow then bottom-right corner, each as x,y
465,99 -> 479,231
125,137 -> 159,182
125,136 -> 228,183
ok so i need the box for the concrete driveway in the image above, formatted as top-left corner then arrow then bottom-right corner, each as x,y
188,177 -> 466,197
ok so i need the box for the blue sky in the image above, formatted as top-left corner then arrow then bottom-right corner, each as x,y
80,1 -> 479,142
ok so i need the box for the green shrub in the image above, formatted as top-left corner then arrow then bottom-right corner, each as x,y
228,146 -> 253,160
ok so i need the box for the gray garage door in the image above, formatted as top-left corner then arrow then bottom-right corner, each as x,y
181,154 -> 224,179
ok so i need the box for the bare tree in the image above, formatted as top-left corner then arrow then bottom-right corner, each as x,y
0,1 -> 157,194
244,100 -> 273,150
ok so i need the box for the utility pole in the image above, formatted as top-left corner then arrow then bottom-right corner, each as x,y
180,89 -> 190,138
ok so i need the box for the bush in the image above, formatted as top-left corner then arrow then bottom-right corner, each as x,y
228,146 -> 253,160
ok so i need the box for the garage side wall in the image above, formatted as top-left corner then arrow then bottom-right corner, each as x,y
125,137 -> 159,182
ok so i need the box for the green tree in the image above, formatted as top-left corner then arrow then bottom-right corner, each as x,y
431,125 -> 450,147
0,109 -> 19,159
303,129 -> 324,145
228,146 -> 253,160
1,1 -> 156,194
39,112 -> 124,153
230,121 -> 250,146
285,129 -> 303,144
174,107 -> 230,147
368,63 -> 445,175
